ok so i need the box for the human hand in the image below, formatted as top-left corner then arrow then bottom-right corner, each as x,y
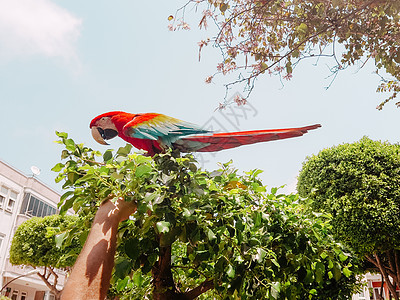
98,195 -> 137,223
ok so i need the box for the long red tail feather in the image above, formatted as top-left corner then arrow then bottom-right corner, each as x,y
176,124 -> 321,152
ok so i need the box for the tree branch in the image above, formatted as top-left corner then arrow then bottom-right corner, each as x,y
224,0 -> 381,90
48,267 -> 59,288
37,269 -> 61,298
395,250 -> 400,288
183,279 -> 214,300
375,253 -> 399,300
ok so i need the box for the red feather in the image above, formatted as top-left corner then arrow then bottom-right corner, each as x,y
176,124 -> 321,152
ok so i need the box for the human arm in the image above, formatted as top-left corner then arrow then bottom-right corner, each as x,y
61,198 -> 136,300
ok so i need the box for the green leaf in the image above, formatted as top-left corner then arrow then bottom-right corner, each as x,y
227,264 -> 235,278
339,253 -> 348,262
65,139 -> 76,151
67,172 -> 79,184
135,165 -> 152,177
328,259 -> 334,269
156,221 -> 170,233
60,195 -> 76,215
207,228 -> 217,241
215,256 -> 227,272
103,150 -> 113,162
115,258 -> 132,279
271,282 -> 281,297
61,150 -> 70,159
332,264 -> 342,281
132,271 -> 144,287
343,266 -> 352,277
304,270 -> 314,284
74,174 -> 96,184
254,248 -> 267,263
51,163 -> 65,172
320,251 -> 328,259
135,155 -> 152,164
117,144 -> 132,156
309,289 -> 317,295
55,131 -> 68,139
111,172 -> 124,180
60,191 -> 74,202
55,232 -> 67,248
116,277 -> 129,292
182,208 -> 192,218
125,238 -> 140,261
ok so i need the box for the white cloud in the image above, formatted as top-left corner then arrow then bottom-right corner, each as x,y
0,0 -> 81,61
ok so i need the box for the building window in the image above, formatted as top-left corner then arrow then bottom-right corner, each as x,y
11,290 -> 19,300
20,291 -> 27,300
0,194 -> 4,209
0,186 -> 18,213
7,198 -> 15,212
0,186 -> 8,210
20,193 -> 57,217
0,234 -> 4,259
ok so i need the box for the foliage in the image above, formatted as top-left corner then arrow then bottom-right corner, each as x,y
297,137 -> 400,255
297,136 -> 400,298
172,0 -> 400,109
53,132 -> 361,299
0,296 -> 11,300
9,214 -> 80,300
9,214 -> 79,268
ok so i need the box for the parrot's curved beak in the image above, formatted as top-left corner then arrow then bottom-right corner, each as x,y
91,127 -> 110,145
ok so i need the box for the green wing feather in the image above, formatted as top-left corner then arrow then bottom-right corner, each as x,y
123,113 -> 210,146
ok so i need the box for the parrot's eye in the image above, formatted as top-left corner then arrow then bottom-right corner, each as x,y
97,128 -> 118,140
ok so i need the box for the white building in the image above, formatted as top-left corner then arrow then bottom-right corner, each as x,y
0,160 -> 66,300
353,273 -> 400,300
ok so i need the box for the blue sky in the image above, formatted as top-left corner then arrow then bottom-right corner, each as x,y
0,0 -> 399,194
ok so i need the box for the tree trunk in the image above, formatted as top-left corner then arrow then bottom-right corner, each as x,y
151,245 -> 214,300
54,290 -> 62,300
374,253 -> 399,300
152,245 -> 183,300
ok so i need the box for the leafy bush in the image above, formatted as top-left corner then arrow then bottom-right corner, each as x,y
298,137 -> 400,298
298,137 -> 400,255
10,214 -> 80,268
52,132 -> 361,299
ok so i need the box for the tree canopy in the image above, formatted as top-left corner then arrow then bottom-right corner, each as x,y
9,214 -> 80,299
171,0 -> 400,109
52,132 -> 361,299
297,137 -> 400,299
10,214 -> 79,268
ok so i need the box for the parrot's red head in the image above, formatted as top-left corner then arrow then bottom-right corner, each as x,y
90,111 -> 135,145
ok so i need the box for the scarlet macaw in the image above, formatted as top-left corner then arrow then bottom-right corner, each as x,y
90,111 -> 321,156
